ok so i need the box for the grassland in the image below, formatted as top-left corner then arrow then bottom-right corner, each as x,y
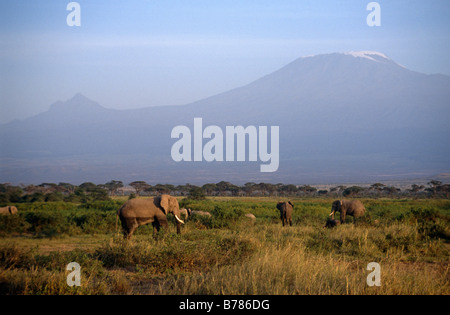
0,197 -> 448,295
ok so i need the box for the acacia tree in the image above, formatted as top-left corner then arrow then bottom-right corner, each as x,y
409,184 -> 425,198
298,185 -> 317,196
129,181 -> 150,196
38,183 -> 58,194
280,184 -> 298,196
154,184 -> 175,195
436,184 -> 450,198
202,183 -> 218,196
343,186 -> 364,197
58,183 -> 76,195
103,180 -> 124,196
216,181 -> 239,196
330,186 -> 347,197
243,182 -> 256,196
77,182 -> 109,201
370,183 -> 386,197
427,180 -> 442,197
189,186 -> 206,200
383,186 -> 400,198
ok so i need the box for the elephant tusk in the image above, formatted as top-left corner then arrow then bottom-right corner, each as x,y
175,215 -> 185,224
329,212 -> 334,217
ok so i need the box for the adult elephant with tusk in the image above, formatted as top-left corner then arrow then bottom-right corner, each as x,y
118,195 -> 184,239
329,200 -> 366,224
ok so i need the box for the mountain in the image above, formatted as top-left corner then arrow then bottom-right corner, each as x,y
1,52 -> 449,184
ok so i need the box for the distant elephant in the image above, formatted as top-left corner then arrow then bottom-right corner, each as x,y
180,208 -> 192,221
324,218 -> 341,228
276,201 -> 294,227
117,195 -> 184,239
0,206 -> 18,215
190,210 -> 212,218
244,213 -> 256,223
329,200 -> 366,224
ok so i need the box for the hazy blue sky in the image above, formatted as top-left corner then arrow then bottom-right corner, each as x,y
1,0 -> 449,123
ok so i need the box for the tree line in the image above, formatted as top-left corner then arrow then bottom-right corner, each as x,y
0,180 -> 448,204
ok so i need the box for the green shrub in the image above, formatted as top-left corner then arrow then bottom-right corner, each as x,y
179,198 -> 214,211
0,214 -> 31,235
77,200 -> 122,212
406,208 -> 449,240
23,211 -> 68,237
18,202 -> 77,212
210,204 -> 244,229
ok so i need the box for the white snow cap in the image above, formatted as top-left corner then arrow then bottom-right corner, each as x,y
344,51 -> 390,62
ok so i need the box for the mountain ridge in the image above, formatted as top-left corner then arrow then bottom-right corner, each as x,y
1,51 -> 449,184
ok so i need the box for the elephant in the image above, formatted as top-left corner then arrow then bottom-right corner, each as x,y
180,208 -> 192,221
117,195 -> 184,239
244,213 -> 256,221
329,200 -> 366,224
0,206 -> 18,215
276,201 -> 294,227
324,218 -> 341,228
190,210 -> 212,218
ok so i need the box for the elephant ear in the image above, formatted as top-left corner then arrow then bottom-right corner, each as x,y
333,200 -> 342,210
159,195 -> 170,215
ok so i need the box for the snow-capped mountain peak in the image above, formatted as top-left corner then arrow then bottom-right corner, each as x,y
344,51 -> 391,62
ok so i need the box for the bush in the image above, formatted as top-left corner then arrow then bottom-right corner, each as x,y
68,212 -> 116,234
210,205 -> 244,229
406,208 -> 449,240
18,202 -> 77,212
77,200 -> 122,212
45,192 -> 65,202
0,215 -> 31,236
179,198 -> 214,211
24,211 -> 67,237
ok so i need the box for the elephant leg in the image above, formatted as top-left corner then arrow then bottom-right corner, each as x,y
127,226 -> 138,240
125,218 -> 139,240
152,221 -> 160,237
340,212 -> 346,224
120,217 -> 135,239
158,217 -> 169,231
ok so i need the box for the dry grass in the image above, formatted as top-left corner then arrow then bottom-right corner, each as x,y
0,198 -> 448,295
153,225 -> 449,295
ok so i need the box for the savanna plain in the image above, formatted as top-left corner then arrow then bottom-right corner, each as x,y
0,197 -> 449,295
